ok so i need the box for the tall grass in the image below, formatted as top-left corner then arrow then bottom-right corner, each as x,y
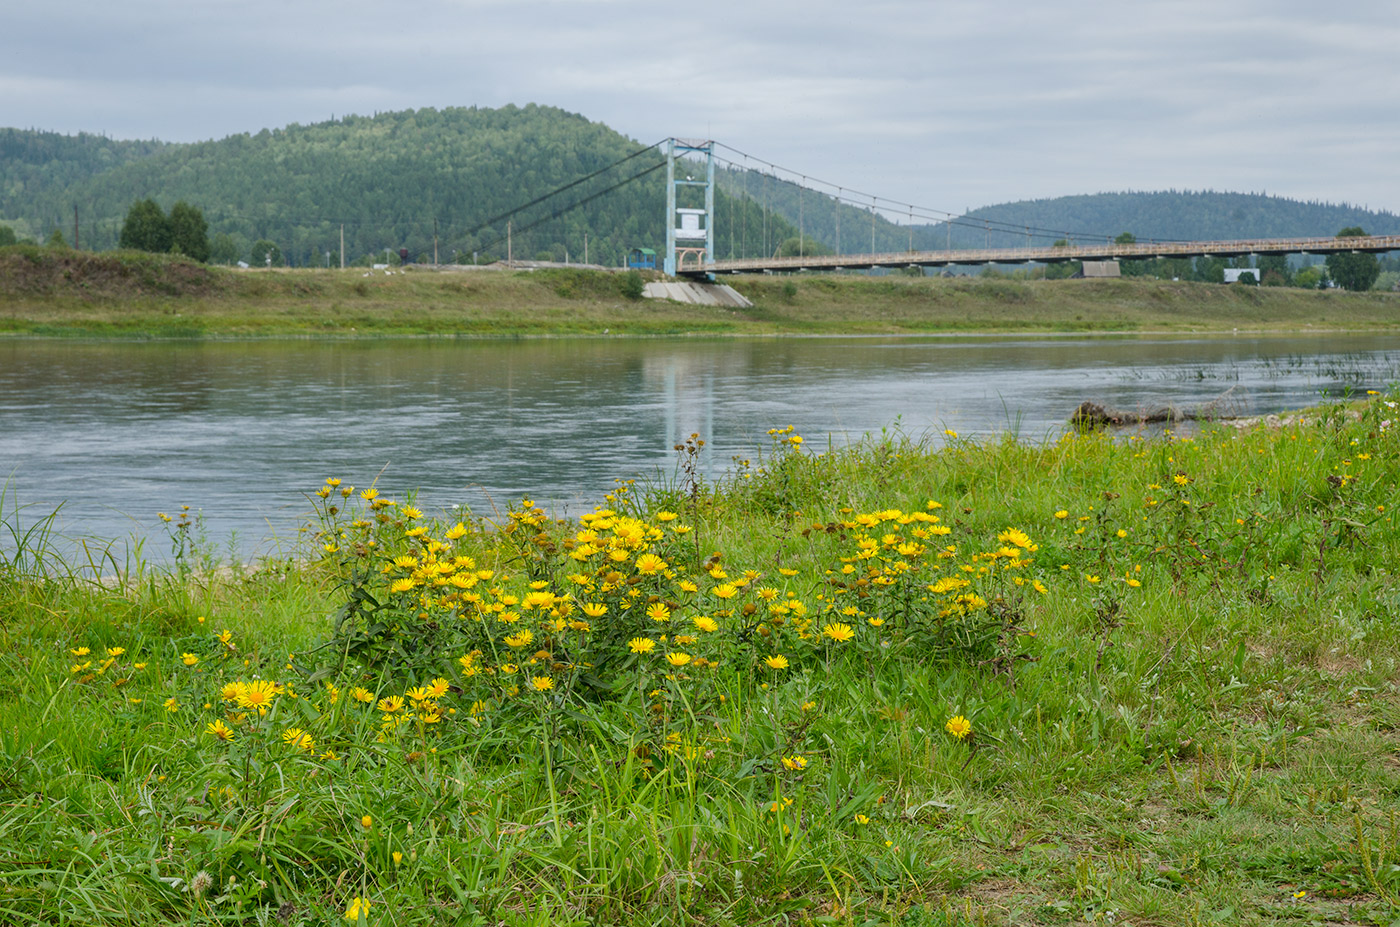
3,395 -> 1400,925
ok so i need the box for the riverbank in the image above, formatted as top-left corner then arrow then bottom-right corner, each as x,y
4,247 -> 1400,337
4,397 -> 1399,925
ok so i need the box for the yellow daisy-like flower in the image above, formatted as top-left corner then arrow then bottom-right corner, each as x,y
634,553 -> 668,575
712,583 -> 737,599
163,697 -> 179,712
645,602 -> 671,623
70,646 -> 91,656
628,637 -> 657,654
377,695 -> 405,714
504,630 -> 534,649
401,505 -> 422,519
205,719 -> 234,741
235,679 -> 282,714
360,814 -> 373,829
1054,510 -> 1069,519
781,755 -> 807,770
997,528 -> 1033,549
945,715 -> 973,740
531,676 -> 554,692
106,646 -> 126,657
428,677 -> 450,698
405,686 -> 433,703
821,623 -> 855,643
350,686 -> 375,703
665,652 -> 692,667
344,896 -> 370,922
692,615 -> 718,633
181,653 -> 199,666
390,578 -> 417,594
764,654 -> 790,670
581,602 -> 607,617
282,727 -> 315,752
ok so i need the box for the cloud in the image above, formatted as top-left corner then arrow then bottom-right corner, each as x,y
6,0 -> 1400,211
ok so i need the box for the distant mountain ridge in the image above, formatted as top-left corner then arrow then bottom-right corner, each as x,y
2,107 -> 1395,266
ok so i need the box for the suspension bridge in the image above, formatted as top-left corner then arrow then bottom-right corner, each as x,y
483,136 -> 1400,278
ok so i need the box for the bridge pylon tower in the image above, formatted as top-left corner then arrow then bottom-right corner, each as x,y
664,138 -> 715,276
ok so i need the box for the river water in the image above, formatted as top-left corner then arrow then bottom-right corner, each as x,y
2,333 -> 1398,560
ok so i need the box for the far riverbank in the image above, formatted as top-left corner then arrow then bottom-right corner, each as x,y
3,247 -> 1400,338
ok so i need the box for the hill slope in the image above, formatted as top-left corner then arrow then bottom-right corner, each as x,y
4,106 -> 1397,266
0,106 -> 794,269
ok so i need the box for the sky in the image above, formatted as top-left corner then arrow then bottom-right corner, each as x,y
6,0 -> 1400,217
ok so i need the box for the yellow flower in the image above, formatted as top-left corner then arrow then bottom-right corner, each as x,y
854,813 -> 871,824
655,511 -> 678,522
665,652 -> 692,667
282,728 -> 315,752
503,630 -> 534,649
350,686 -> 375,704
360,814 -> 373,829
181,653 -> 199,666
645,602 -> 671,623
360,488 -> 379,501
401,505 -> 422,519
405,686 -> 432,703
378,695 -> 404,714
822,622 -> 855,643
997,528 -> 1033,549
581,602 -> 607,617
106,646 -> 125,657
692,615 -> 718,633
628,637 -> 656,654
781,755 -> 807,770
344,896 -> 370,921
163,697 -> 179,712
945,715 -> 972,740
764,654 -> 790,670
1054,510 -> 1069,519
236,679 -> 283,714
205,719 -> 234,741
712,583 -> 737,599
635,553 -> 668,575
531,676 -> 554,692
428,677 -> 450,698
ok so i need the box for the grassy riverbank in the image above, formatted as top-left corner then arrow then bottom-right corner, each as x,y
3,247 -> 1400,337
4,398 -> 1400,926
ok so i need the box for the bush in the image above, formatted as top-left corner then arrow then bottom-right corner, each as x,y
620,270 -> 645,300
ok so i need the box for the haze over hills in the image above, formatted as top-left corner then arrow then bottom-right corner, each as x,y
2,105 -> 1397,267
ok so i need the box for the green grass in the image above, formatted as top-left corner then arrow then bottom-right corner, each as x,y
3,400 -> 1400,925
5,247 -> 1400,337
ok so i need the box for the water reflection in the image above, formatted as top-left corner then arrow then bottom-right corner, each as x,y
2,333 -> 1398,557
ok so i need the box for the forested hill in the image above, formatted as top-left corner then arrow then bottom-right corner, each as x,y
929,191 -> 1400,251
4,104 -> 1396,267
0,106 -> 794,268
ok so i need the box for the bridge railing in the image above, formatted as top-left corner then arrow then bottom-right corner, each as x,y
702,235 -> 1400,275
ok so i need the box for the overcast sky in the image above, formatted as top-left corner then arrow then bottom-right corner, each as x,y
6,0 -> 1400,217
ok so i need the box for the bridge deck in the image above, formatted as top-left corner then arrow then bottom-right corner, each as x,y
693,234 -> 1400,276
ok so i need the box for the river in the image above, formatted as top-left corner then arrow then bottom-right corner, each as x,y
2,333 -> 1398,561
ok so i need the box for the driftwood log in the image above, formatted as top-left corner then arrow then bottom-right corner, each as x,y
1071,387 -> 1243,428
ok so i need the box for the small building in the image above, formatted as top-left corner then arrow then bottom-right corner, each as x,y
627,248 -> 657,270
1223,268 -> 1260,284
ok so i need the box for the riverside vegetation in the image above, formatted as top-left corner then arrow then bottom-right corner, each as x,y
3,247 -> 1400,338
4,393 -> 1400,926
